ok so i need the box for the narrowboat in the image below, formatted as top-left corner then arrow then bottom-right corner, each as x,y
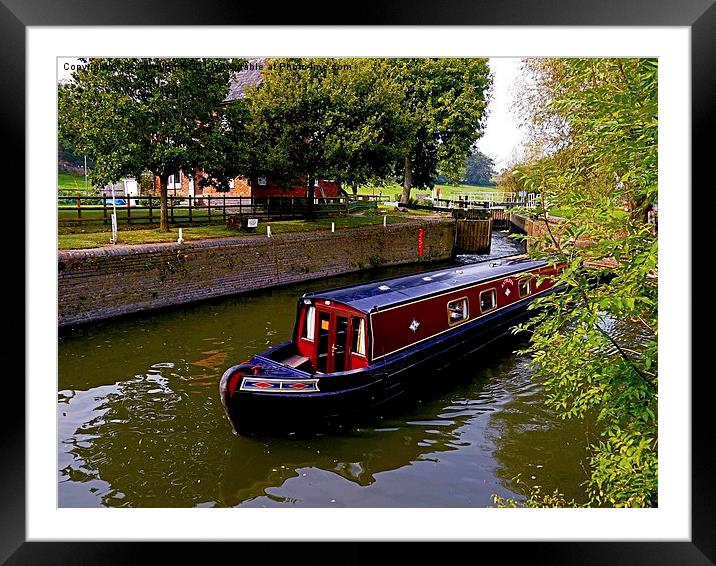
219,255 -> 564,434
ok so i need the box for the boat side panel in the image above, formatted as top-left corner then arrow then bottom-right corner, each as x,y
370,265 -> 560,360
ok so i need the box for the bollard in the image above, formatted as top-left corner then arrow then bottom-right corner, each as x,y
267,226 -> 272,238
383,215 -> 387,227
331,222 -> 335,233
177,227 -> 184,244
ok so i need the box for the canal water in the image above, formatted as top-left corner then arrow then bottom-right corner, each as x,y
58,232 -> 594,508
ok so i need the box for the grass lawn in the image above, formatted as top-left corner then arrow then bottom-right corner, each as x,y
355,182 -> 502,201
58,170 -> 90,192
432,183 -> 502,200
57,209 -> 432,250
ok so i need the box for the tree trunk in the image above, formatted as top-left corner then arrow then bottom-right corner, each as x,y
400,155 -> 413,204
306,176 -> 316,221
351,182 -> 358,196
159,173 -> 170,232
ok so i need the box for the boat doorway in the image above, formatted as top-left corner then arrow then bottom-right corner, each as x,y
315,309 -> 351,373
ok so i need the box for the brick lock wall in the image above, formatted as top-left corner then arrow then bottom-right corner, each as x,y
510,212 -> 595,252
58,218 -> 455,327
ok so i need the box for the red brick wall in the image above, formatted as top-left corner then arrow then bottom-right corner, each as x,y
151,172 -> 252,197
151,171 -> 195,196
57,218 -> 455,327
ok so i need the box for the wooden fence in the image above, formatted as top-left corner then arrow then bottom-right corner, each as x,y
58,195 -> 349,227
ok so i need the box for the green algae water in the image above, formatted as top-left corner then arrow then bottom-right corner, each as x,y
58,233 -> 594,507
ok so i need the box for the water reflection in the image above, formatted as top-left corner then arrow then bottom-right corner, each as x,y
58,232 -> 597,508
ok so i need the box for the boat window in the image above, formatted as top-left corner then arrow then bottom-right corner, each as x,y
352,318 -> 366,356
518,279 -> 530,298
480,289 -> 497,312
447,297 -> 469,325
302,306 -> 315,340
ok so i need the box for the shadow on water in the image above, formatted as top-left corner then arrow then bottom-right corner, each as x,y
58,232 -> 594,507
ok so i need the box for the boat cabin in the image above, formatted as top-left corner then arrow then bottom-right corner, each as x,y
274,257 -> 560,375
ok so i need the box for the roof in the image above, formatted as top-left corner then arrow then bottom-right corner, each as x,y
224,58 -> 266,103
303,255 -> 550,314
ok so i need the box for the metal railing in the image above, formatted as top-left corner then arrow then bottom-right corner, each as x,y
428,193 -> 537,209
345,193 -> 386,203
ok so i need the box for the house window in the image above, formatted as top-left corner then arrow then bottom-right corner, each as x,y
352,318 -> 366,356
518,279 -> 530,298
257,176 -> 267,186
447,297 -> 469,325
302,306 -> 315,340
167,172 -> 182,191
480,289 -> 497,313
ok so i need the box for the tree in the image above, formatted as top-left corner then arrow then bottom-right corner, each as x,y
503,58 -> 658,507
58,58 -> 249,232
387,59 -> 492,203
324,60 -> 413,195
247,58 -> 411,217
462,149 -> 496,186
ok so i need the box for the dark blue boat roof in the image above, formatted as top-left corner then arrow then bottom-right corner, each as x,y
303,255 -> 550,314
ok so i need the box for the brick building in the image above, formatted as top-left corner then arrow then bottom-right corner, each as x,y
151,59 -> 345,200
152,171 -> 344,200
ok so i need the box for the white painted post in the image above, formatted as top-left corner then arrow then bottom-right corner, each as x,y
383,215 -> 387,227
111,213 -> 117,245
110,182 -> 118,244
178,227 -> 184,244
267,226 -> 272,238
331,222 -> 335,233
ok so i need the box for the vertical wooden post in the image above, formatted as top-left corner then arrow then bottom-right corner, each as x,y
170,195 -> 175,224
207,195 -> 212,223
126,197 -> 131,225
76,194 -> 81,224
188,195 -> 193,224
102,196 -> 108,225
148,195 -> 153,224
222,196 -> 226,224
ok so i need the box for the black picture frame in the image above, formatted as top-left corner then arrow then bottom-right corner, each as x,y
5,1 -> 708,563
